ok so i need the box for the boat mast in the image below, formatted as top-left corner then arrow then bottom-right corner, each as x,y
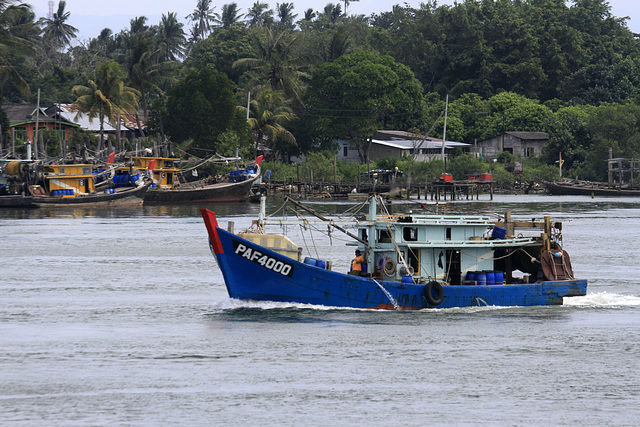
284,196 -> 369,246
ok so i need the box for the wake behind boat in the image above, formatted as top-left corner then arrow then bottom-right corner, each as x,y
201,195 -> 587,310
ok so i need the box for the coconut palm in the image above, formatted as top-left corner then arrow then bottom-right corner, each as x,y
0,0 -> 37,96
276,2 -> 297,29
233,27 -> 310,106
239,87 -> 297,158
71,60 -> 140,153
217,3 -> 242,29
245,1 -> 272,28
187,0 -> 217,41
157,12 -> 186,61
38,0 -> 77,50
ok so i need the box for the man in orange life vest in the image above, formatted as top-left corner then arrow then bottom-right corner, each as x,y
350,249 -> 365,276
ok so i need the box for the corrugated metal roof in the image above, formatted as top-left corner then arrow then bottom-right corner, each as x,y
505,131 -> 549,140
372,138 -> 470,150
57,104 -> 117,132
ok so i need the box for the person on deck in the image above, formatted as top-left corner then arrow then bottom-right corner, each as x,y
350,250 -> 365,276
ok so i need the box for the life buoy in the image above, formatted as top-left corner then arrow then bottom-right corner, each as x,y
376,256 -> 386,269
424,281 -> 444,306
383,258 -> 396,275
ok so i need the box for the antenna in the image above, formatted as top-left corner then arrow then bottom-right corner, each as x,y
48,1 -> 54,19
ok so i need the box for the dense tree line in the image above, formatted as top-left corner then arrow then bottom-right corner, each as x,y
2,0 -> 640,181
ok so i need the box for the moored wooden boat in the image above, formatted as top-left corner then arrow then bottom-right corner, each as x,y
29,163 -> 151,208
111,155 -> 262,205
201,195 -> 587,310
544,180 -> 640,196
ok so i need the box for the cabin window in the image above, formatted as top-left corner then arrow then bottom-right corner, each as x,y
378,229 -> 392,243
361,229 -> 368,241
343,146 -> 348,157
82,167 -> 91,174
525,147 -> 534,157
403,227 -> 418,242
446,227 -> 452,240
59,168 -> 65,174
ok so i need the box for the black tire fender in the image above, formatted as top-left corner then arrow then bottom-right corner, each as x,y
424,281 -> 444,306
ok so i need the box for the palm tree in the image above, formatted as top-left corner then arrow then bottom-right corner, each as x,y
322,3 -> 342,24
38,0 -> 77,50
187,0 -> 217,41
217,3 -> 242,29
245,1 -> 272,28
239,87 -> 297,158
303,9 -> 316,21
157,12 -> 186,61
234,28 -> 310,106
0,0 -> 37,97
276,2 -> 297,29
71,60 -> 140,153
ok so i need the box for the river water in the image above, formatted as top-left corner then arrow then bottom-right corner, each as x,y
1,195 -> 639,426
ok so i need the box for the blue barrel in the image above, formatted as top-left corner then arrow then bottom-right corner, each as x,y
492,226 -> 507,239
485,271 -> 495,286
494,271 -> 504,285
303,257 -> 316,266
476,271 -> 487,286
465,271 -> 477,281
401,275 -> 413,284
316,259 -> 326,269
67,189 -> 74,195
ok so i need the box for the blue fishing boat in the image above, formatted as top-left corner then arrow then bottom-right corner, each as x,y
200,195 -> 586,310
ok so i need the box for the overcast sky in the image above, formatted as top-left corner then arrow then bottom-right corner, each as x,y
29,0 -> 640,41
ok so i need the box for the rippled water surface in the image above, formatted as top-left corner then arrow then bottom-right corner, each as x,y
1,195 -> 639,426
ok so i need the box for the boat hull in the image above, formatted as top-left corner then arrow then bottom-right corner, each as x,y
32,182 -> 151,208
544,181 -> 640,196
201,209 -> 587,310
0,194 -> 36,208
144,177 -> 256,204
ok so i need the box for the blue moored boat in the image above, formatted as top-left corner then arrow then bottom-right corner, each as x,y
201,195 -> 586,310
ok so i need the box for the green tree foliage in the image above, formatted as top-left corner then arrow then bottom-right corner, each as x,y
305,51 -> 424,163
0,0 -> 37,97
38,0 -> 77,51
187,0 -> 218,42
239,86 -> 297,160
71,60 -> 140,151
162,66 -> 247,152
185,24 -> 253,83
233,27 -> 310,106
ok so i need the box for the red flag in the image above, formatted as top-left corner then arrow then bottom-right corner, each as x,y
148,159 -> 156,170
255,155 -> 264,166
107,152 -> 116,164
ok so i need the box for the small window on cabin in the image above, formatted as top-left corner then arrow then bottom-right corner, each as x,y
446,227 -> 452,240
59,168 -> 65,174
403,227 -> 418,242
343,146 -> 348,157
82,167 -> 90,174
379,229 -> 392,243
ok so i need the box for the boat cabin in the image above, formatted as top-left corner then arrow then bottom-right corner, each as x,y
41,164 -> 94,197
355,198 -> 548,285
123,157 -> 180,189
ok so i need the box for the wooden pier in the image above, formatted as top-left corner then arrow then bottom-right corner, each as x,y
260,179 -> 494,200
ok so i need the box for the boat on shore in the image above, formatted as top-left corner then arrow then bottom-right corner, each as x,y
200,195 -> 586,310
544,179 -> 640,196
113,155 -> 262,204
